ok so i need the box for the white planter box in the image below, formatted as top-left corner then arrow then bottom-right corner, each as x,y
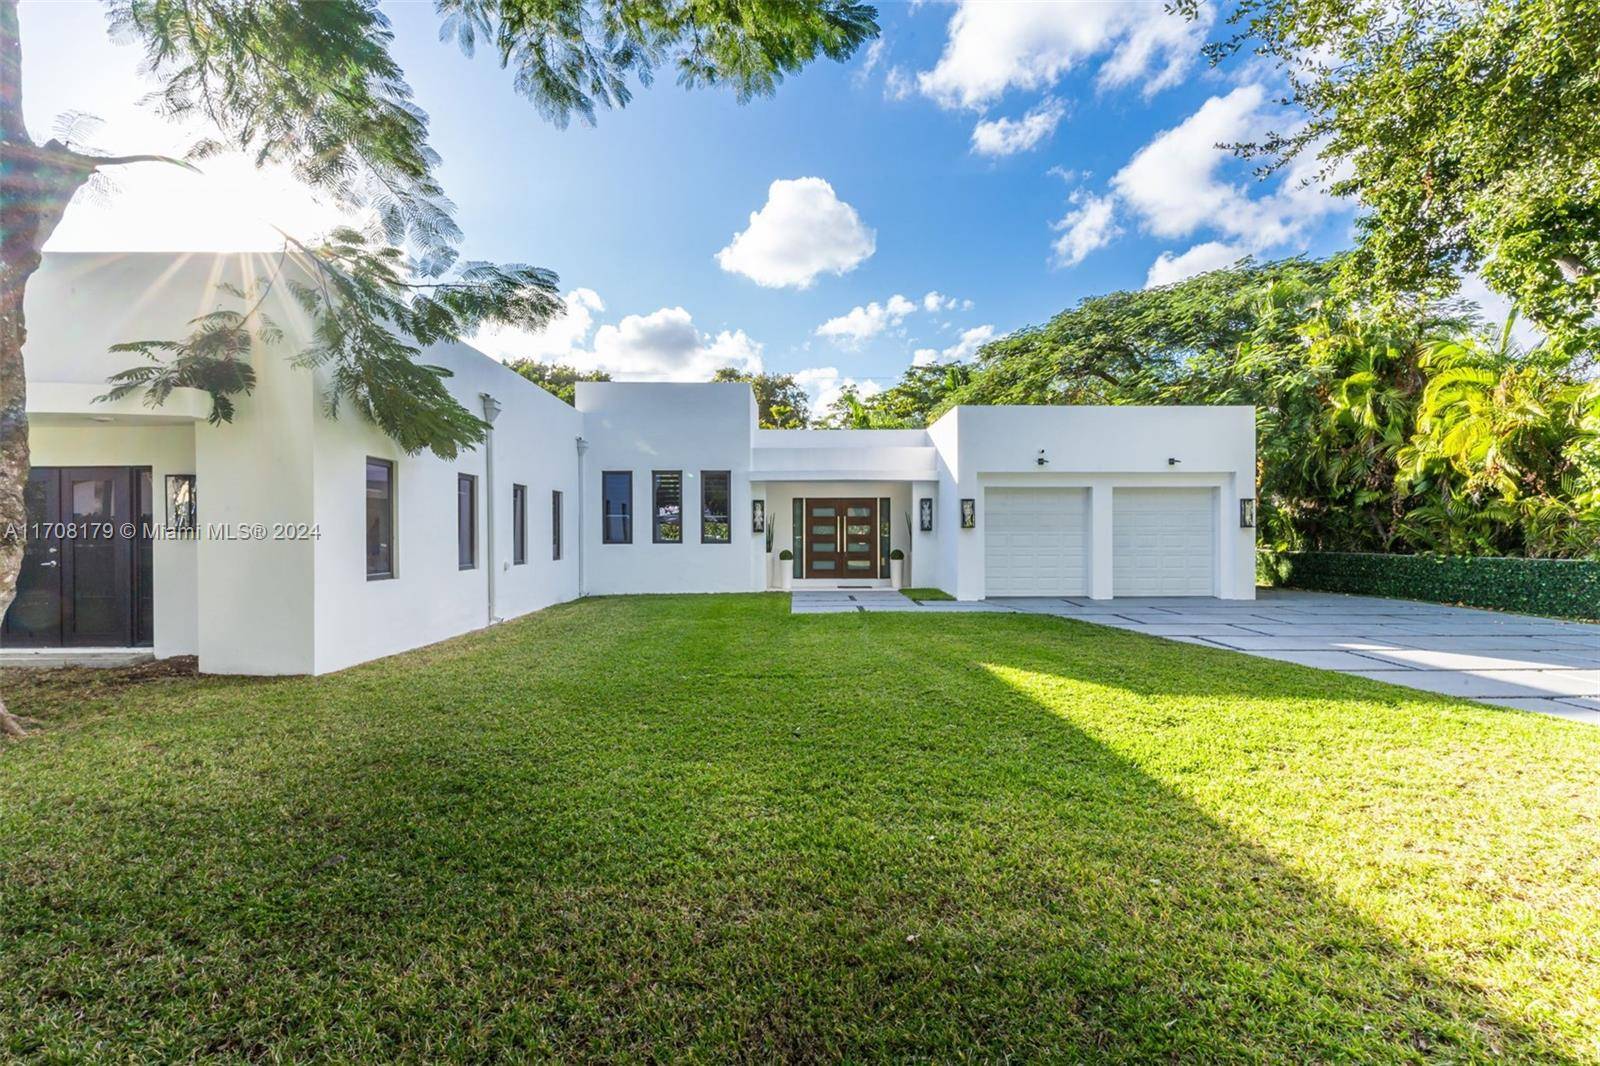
890,558 -> 905,588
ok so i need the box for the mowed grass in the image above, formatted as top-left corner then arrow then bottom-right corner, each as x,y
3,594 -> 1600,1062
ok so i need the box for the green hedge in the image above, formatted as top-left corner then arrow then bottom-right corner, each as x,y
1260,551 -> 1600,620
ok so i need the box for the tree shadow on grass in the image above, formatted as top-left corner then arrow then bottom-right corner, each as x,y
0,599 -> 1590,1060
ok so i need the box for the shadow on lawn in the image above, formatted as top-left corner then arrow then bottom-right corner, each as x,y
0,598 -> 1584,1060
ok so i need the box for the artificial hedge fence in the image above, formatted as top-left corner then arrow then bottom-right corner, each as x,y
1260,551 -> 1600,620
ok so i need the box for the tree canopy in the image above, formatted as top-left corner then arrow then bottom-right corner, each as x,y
506,359 -> 612,406
710,368 -> 811,428
836,258 -> 1599,559
1178,0 -> 1600,356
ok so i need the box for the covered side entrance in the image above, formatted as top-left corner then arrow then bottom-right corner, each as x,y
2,466 -> 154,648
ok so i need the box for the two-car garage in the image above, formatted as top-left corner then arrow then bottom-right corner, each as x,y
983,485 -> 1218,598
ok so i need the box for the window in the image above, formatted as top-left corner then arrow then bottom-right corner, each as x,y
512,483 -> 527,565
457,473 -> 477,569
602,471 -> 632,544
653,470 -> 683,543
365,460 -> 394,579
552,490 -> 563,560
701,470 -> 731,544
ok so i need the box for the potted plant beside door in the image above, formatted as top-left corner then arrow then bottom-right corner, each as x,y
889,548 -> 905,589
778,549 -> 794,591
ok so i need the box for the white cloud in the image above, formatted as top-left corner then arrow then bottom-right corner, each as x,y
716,178 -> 876,289
471,288 -> 605,363
476,295 -> 762,381
1145,242 -> 1247,287
922,290 -> 961,312
1052,191 -> 1121,268
971,98 -> 1066,157
1112,84 -> 1343,252
855,39 -> 888,85
917,1 -> 1209,110
884,66 -> 916,101
588,307 -> 762,381
914,323 -> 996,365
794,366 -> 883,411
816,293 -> 917,347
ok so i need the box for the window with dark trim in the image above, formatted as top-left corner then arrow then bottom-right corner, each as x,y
512,483 -> 527,565
457,473 -> 477,569
652,470 -> 683,543
701,470 -> 731,544
552,490 -> 563,560
366,459 -> 394,580
602,471 -> 632,544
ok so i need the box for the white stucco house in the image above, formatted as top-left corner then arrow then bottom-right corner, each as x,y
9,252 -> 1257,675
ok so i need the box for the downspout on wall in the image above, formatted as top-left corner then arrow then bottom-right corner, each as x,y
575,435 -> 588,597
480,392 -> 502,625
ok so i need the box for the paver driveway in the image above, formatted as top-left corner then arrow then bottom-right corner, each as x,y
792,587 -> 1600,722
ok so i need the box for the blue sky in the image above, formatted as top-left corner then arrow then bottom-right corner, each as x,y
24,1 -> 1367,409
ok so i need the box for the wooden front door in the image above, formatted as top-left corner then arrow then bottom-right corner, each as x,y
803,498 -> 878,580
1,467 -> 153,648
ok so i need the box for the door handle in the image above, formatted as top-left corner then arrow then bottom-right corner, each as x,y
40,560 -> 58,568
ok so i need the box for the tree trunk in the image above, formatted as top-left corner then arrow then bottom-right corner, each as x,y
0,0 -> 92,737
1556,254 -> 1591,283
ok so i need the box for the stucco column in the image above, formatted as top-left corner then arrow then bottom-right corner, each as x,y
1088,482 -> 1114,599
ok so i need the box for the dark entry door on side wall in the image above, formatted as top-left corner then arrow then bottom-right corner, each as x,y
803,497 -> 878,579
2,467 -> 153,648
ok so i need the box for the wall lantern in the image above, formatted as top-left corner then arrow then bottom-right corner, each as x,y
919,497 -> 934,532
960,498 -> 976,529
1239,497 -> 1257,528
751,499 -> 766,533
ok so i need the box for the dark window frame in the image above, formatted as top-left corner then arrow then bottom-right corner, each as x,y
602,470 -> 632,544
512,482 -> 528,565
457,473 -> 478,570
700,470 -> 732,544
552,490 -> 564,560
365,458 -> 395,581
652,470 -> 684,544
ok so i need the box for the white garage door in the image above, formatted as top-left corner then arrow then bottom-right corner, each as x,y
1113,488 -> 1216,597
985,488 -> 1089,596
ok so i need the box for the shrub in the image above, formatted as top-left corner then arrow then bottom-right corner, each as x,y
1261,551 -> 1600,620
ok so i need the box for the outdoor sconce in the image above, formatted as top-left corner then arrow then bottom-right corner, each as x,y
751,499 -> 765,533
919,497 -> 934,532
1239,497 -> 1257,528
960,498 -> 976,529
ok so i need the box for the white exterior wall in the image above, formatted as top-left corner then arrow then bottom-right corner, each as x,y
20,253 -> 584,675
927,405 -> 1257,600
309,341 -> 583,674
574,382 -> 758,595
21,253 -> 1258,675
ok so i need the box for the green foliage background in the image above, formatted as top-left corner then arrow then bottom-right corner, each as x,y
826,257 -> 1599,561
1262,551 -> 1600,619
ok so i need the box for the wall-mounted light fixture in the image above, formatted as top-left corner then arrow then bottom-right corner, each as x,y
751,499 -> 765,533
1239,497 -> 1257,528
919,497 -> 934,532
960,498 -> 976,529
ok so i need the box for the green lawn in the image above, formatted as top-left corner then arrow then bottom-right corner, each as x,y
899,586 -> 955,601
4,595 -> 1600,1062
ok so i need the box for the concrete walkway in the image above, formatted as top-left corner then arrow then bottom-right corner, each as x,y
791,587 -> 1600,723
